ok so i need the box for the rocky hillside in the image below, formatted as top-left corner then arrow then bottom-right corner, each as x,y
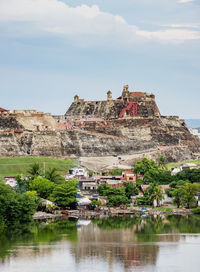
0,86 -> 200,162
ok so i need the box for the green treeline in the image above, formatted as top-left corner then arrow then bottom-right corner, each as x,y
0,183 -> 37,232
0,163 -> 78,232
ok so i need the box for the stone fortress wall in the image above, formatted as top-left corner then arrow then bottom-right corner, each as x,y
0,85 -> 199,160
65,85 -> 160,120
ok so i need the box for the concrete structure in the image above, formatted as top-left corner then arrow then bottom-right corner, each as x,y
121,171 -> 137,183
78,177 -> 98,192
171,163 -> 197,175
65,167 -> 88,180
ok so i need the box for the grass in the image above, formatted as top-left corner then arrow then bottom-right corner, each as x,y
167,160 -> 200,170
0,157 -> 77,179
155,207 -> 173,212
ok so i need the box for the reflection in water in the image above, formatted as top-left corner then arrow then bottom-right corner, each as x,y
0,220 -> 77,263
0,215 -> 200,272
73,222 -> 158,270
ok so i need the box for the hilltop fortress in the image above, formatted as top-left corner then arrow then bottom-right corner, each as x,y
66,85 -> 160,119
0,85 -> 200,163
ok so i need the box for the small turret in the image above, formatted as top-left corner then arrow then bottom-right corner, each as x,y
74,95 -> 79,103
107,90 -> 112,101
122,84 -> 130,100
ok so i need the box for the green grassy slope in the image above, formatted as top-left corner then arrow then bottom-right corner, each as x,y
0,157 -> 77,179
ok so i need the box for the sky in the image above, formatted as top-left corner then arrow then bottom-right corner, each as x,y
0,0 -> 200,118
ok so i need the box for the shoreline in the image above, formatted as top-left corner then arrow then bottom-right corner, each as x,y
33,207 -> 192,220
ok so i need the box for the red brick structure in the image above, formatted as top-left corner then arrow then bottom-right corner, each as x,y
121,171 -> 137,183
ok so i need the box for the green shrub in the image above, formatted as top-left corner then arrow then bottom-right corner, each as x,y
191,207 -> 200,214
29,177 -> 55,199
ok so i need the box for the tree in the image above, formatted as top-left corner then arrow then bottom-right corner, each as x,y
28,163 -> 41,177
97,184 -> 130,206
149,185 -> 164,207
24,191 -> 41,209
107,194 -> 129,206
108,168 -> 125,176
123,182 -> 139,199
97,184 -> 111,196
136,179 -> 143,188
143,169 -> 173,185
50,179 -> 78,208
15,175 -> 30,193
0,183 -> 37,229
172,187 -> 185,208
157,156 -> 168,170
166,180 -> 189,197
45,167 -> 65,184
134,158 -> 158,176
175,169 -> 200,183
181,183 -> 199,209
29,177 -> 55,199
88,171 -> 94,177
16,193 -> 38,223
91,200 -> 101,207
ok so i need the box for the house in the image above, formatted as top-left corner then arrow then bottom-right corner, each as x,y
171,167 -> 181,176
65,167 -> 88,180
4,176 -> 17,188
78,177 -> 98,192
105,179 -> 123,188
181,163 -> 197,170
98,175 -> 123,188
171,163 -> 197,175
121,170 -> 137,183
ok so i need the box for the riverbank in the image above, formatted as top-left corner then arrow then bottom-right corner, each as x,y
33,206 -> 192,220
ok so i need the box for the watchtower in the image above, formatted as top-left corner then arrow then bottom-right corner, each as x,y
122,85 -> 130,101
74,95 -> 79,103
107,90 -> 112,101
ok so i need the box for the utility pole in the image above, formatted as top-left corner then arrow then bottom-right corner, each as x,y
43,162 -> 46,176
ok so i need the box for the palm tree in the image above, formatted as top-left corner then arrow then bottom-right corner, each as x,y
45,167 -> 64,184
28,163 -> 41,177
150,185 -> 164,207
157,156 -> 168,170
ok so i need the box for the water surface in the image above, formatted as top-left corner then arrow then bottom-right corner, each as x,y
1,215 -> 200,272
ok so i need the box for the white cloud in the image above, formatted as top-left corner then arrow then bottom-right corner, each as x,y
160,23 -> 199,28
0,0 -> 199,44
136,29 -> 200,43
178,0 -> 194,3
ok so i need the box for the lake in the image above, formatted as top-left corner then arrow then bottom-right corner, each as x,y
1,215 -> 200,272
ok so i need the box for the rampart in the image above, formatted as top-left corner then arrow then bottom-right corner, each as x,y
65,85 -> 160,120
0,85 -> 199,161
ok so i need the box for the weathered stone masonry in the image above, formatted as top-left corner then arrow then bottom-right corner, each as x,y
0,85 -> 199,161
